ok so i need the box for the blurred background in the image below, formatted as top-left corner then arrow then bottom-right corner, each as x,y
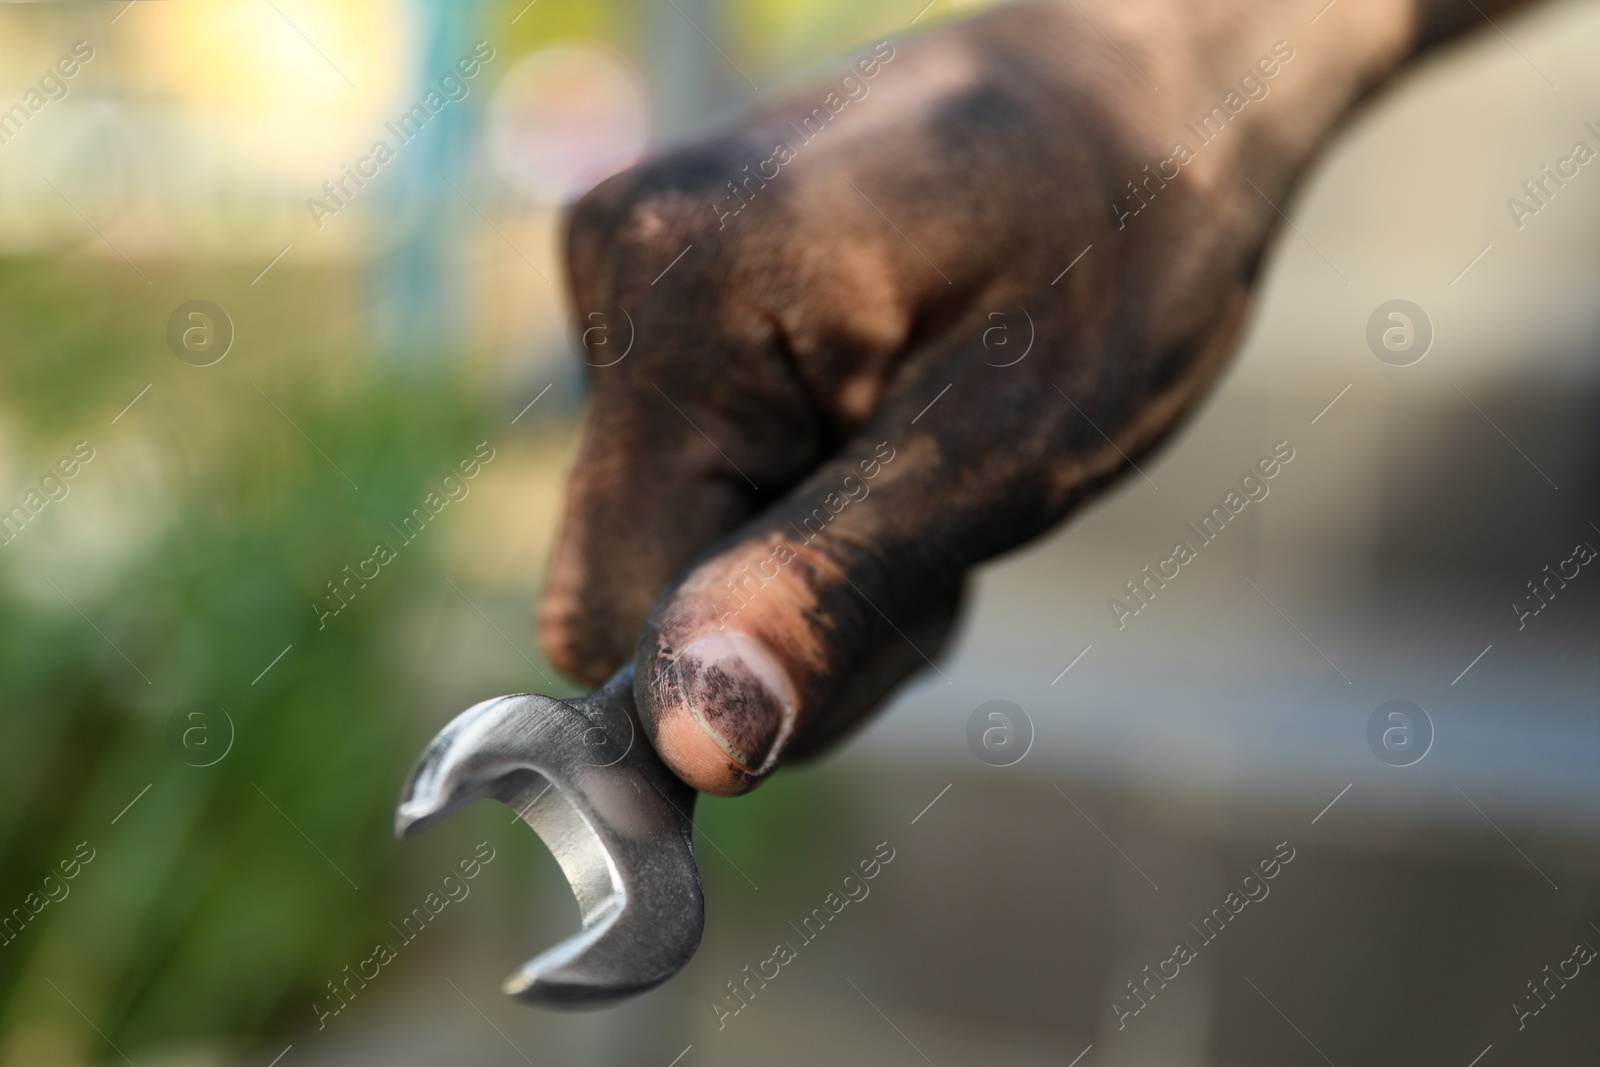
1,0 -> 1597,1064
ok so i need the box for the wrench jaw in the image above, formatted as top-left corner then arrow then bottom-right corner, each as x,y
393,694 -> 565,842
395,669 -> 705,1010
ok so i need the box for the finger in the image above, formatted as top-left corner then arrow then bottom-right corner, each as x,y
780,583 -> 967,761
538,403 -> 757,684
539,183 -> 829,683
631,424 -> 1018,796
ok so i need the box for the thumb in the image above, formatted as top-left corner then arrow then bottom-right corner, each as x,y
631,435 -> 981,796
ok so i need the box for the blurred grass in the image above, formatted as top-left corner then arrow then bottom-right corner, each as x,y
0,257 -> 502,1063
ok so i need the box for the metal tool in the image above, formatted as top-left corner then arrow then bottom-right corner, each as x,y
394,666 -> 704,1009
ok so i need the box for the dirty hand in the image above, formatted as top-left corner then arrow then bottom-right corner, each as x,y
537,0 -> 1493,794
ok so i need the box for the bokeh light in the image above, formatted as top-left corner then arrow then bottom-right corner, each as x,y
486,41 -> 649,203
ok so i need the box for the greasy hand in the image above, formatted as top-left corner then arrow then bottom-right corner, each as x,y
539,0 -> 1415,794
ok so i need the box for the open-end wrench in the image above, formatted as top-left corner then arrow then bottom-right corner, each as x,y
394,666 -> 703,1009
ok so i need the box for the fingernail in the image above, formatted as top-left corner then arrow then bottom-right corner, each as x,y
672,632 -> 797,774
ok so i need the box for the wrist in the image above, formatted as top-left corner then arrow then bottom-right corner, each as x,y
1008,0 -> 1417,187
1220,0 -> 1417,169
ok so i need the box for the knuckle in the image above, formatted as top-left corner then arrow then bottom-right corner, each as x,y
570,153 -> 732,284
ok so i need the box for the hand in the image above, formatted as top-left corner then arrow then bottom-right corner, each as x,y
537,0 -> 1465,794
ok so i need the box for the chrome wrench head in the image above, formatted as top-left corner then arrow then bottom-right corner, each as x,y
394,666 -> 703,1009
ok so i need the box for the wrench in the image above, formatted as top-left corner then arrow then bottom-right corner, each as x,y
394,666 -> 703,1008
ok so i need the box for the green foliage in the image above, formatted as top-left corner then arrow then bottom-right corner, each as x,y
0,259 -> 496,1061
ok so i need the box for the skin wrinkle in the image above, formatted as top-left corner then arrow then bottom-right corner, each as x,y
670,534 -> 838,673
